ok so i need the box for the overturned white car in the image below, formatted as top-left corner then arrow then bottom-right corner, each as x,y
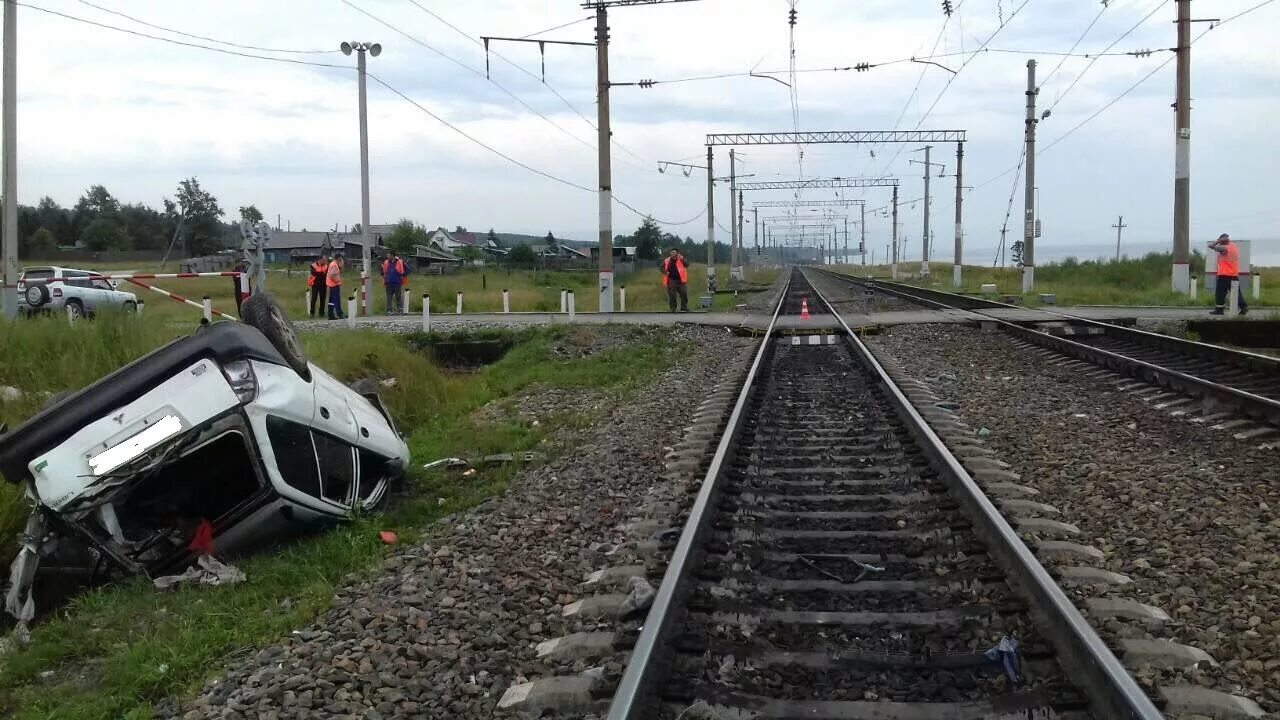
0,294 -> 410,623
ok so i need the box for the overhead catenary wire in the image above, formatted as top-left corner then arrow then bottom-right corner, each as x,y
1045,0 -> 1168,115
518,15 -> 594,39
402,0 -> 654,169
75,0 -> 341,54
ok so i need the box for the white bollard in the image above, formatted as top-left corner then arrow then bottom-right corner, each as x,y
1190,277 -> 1197,300
620,286 -> 627,313
347,296 -> 357,326
135,301 -> 144,317
456,291 -> 463,315
422,293 -> 431,332
567,290 -> 576,322
403,288 -> 412,315
502,289 -> 510,314
304,289 -> 311,314
1253,274 -> 1261,299
560,288 -> 567,313
1228,280 -> 1240,315
66,304 -> 77,326
202,296 -> 213,323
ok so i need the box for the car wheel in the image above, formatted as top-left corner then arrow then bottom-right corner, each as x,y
240,293 -> 312,381
65,300 -> 84,321
24,283 -> 49,309
122,301 -> 137,314
348,378 -> 380,398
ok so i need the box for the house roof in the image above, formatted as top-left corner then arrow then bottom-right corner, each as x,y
267,231 -> 331,250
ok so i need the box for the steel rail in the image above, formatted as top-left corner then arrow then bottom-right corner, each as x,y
605,273 -> 793,720
801,268 -> 1164,720
817,269 -> 1280,425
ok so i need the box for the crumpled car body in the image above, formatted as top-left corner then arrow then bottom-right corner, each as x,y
0,312 -> 410,622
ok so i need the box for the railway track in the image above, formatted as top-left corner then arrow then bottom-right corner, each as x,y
813,269 -> 1280,431
606,270 -> 1161,720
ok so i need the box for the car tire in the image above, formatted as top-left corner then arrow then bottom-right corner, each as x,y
122,301 -> 137,314
348,378 -> 380,398
65,300 -> 84,321
241,293 -> 311,382
24,283 -> 49,309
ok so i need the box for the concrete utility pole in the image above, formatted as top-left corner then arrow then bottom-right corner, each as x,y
1023,59 -> 1038,293
891,185 -> 899,279
593,6 -> 615,311
737,190 -> 744,267
1171,0 -> 1191,294
953,142 -> 964,287
753,206 -> 758,256
843,217 -> 849,265
918,145 -> 933,278
705,146 -> 715,293
728,149 -> 739,282
860,203 -> 867,267
340,40 -> 381,316
1,0 -> 15,319
1113,215 -> 1128,261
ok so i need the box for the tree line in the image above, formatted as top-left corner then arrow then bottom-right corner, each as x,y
616,216 -> 733,263
7,178 -> 248,258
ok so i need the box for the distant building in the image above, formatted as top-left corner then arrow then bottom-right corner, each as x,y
261,231 -> 333,264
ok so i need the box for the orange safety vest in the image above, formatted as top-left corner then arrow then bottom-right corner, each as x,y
326,260 -> 342,288
1217,242 -> 1240,277
307,260 -> 327,287
662,256 -> 688,287
381,257 -> 406,284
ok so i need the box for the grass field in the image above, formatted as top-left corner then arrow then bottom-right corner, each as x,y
0,320 -> 690,719
833,252 -> 1279,307
17,260 -> 779,324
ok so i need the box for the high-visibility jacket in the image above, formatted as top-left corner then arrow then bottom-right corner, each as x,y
1217,241 -> 1240,277
307,260 -> 327,288
382,257 -> 406,285
662,256 -> 689,287
326,260 -> 342,288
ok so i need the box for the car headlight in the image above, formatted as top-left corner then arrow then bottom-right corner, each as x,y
221,360 -> 258,404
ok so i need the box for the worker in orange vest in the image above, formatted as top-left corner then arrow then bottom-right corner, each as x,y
663,247 -> 689,312
381,250 -> 407,315
1208,233 -> 1247,316
307,253 -> 330,317
326,255 -> 345,320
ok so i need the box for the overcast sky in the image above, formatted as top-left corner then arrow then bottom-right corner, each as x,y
12,0 -> 1280,263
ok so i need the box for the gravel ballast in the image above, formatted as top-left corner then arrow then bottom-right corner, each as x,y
868,323 -> 1280,713
169,325 -> 756,719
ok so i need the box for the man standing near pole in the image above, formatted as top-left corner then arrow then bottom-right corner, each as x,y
1208,233 -> 1247,315
308,252 -> 330,317
663,247 -> 689,312
326,254 -> 345,320
382,250 -> 406,315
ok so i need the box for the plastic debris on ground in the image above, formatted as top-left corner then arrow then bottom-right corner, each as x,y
982,635 -> 1023,685
153,555 -> 247,591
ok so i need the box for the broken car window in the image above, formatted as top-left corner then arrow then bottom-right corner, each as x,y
266,417 -> 322,500
313,432 -> 355,506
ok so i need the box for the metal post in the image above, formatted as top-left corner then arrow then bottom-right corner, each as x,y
954,142 -> 964,287
1,0 -> 16,319
595,6 -> 615,311
422,293 -> 430,332
1172,0 -> 1191,293
860,204 -> 866,267
456,291 -> 463,314
1023,59 -> 1038,293
729,149 -> 738,282
202,296 -> 212,323
891,185 -> 899,280
620,285 -> 626,312
357,49 -> 373,316
922,145 -> 932,278
347,296 -> 357,326
567,289 -> 576,321
1113,215 -> 1127,261
705,146 -> 715,293
502,288 -> 510,313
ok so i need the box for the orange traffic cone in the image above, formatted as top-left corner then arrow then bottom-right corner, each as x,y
800,297 -> 811,319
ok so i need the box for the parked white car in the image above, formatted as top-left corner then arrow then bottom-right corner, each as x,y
17,265 -> 139,319
0,293 -> 410,622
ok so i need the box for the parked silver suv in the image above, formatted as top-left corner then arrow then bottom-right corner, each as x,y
18,266 -> 139,319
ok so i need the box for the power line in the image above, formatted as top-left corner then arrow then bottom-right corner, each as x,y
402,0 -> 653,170
1037,0 -> 1110,89
518,15 -> 594,39
18,2 -> 351,68
75,0 -> 340,54
1046,0 -> 1168,115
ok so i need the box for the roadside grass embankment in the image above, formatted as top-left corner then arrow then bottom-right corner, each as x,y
835,252 -> 1279,308
0,318 -> 690,720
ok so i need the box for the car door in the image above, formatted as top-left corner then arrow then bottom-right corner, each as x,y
64,270 -> 96,311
